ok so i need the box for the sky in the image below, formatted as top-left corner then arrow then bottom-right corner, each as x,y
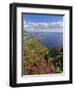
23,14 -> 64,32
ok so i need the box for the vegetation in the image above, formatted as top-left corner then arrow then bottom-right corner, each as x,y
23,34 -> 63,75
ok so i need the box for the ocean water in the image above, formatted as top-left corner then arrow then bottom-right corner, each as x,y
24,32 -> 63,48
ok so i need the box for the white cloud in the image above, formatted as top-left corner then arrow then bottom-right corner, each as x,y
24,20 -> 63,32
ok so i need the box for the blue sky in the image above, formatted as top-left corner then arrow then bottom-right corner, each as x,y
23,14 -> 64,32
23,14 -> 63,23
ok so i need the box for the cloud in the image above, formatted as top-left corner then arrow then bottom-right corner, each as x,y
24,20 -> 63,32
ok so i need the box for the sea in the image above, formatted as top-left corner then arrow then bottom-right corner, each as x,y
24,31 -> 63,48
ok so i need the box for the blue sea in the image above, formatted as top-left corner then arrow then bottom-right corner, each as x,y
24,32 -> 63,48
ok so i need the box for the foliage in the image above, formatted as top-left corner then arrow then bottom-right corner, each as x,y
23,34 -> 63,75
